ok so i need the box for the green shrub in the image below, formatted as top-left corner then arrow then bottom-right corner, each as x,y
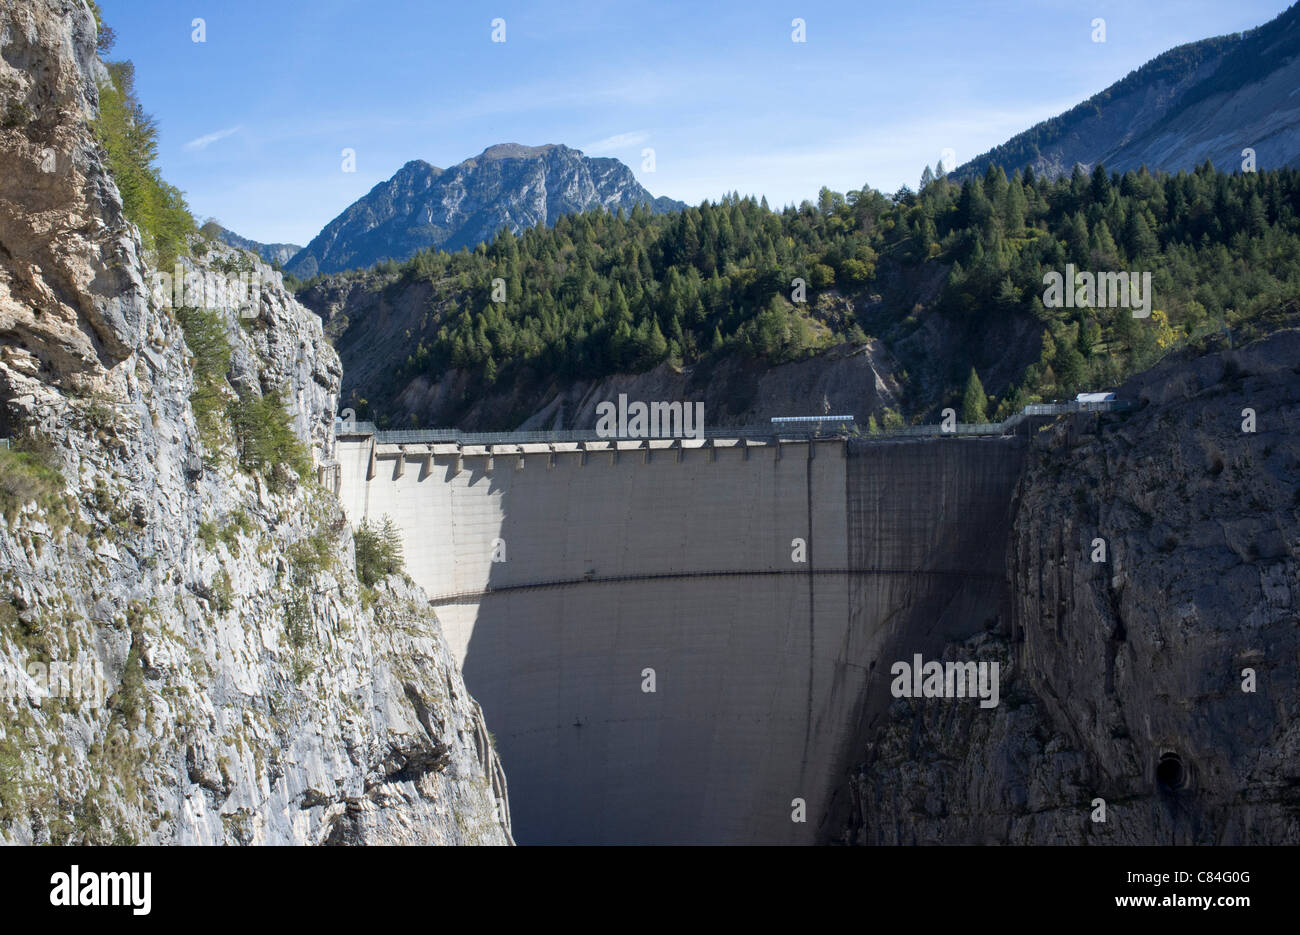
80,402 -> 118,434
220,509 -> 253,556
91,60 -> 194,264
284,593 -> 311,650
197,520 -> 218,550
198,511 -> 253,556
176,306 -> 232,450
115,643 -> 146,726
177,306 -> 312,487
210,570 -> 234,614
354,517 -> 405,587
228,390 -> 312,489
0,439 -> 64,520
90,477 -> 130,526
212,253 -> 254,275
287,528 -> 334,578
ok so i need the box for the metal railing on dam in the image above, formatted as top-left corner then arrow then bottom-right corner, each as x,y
338,399 -> 1129,445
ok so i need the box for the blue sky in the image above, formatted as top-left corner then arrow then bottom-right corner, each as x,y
99,0 -> 1292,246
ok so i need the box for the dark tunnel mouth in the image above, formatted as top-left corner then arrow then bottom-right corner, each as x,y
1156,752 -> 1186,791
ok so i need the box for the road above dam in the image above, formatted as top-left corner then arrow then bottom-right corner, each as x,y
334,431 -> 1028,843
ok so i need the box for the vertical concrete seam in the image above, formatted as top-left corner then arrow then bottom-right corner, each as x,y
802,439 -> 815,773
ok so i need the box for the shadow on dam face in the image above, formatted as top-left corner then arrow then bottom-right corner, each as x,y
338,435 -> 1026,844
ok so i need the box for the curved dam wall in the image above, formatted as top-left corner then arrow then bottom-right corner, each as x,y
334,434 -> 1025,843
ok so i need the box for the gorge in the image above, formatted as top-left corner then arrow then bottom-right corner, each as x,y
1,0 -> 1298,849
330,332 -> 1300,845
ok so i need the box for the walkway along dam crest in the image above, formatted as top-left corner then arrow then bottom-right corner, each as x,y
331,417 -> 1072,843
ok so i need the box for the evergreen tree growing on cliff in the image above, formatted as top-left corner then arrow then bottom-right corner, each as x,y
88,7 -> 194,263
961,367 -> 989,423
354,516 -> 406,587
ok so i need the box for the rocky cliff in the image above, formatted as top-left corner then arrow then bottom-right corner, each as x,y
285,143 -> 684,279
841,326 -> 1300,844
0,0 -> 510,845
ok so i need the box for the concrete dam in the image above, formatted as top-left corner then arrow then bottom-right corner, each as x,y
333,427 -> 1029,843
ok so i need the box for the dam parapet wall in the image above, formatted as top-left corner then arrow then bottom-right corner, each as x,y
340,398 -> 1125,448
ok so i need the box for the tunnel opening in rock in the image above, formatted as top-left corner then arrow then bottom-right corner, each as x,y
1156,752 -> 1186,791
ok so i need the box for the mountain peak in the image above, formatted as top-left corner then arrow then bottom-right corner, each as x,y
285,144 -> 683,278
396,158 -> 443,175
474,142 -> 565,162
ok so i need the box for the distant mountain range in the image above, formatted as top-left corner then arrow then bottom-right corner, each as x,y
212,225 -> 302,267
954,2 -> 1300,180
229,8 -> 1300,283
283,143 -> 684,279
293,3 -> 1300,441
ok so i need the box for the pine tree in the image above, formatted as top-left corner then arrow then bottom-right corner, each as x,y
648,319 -> 668,361
1090,220 -> 1120,268
961,367 -> 989,423
1090,164 -> 1112,204
1002,176 -> 1027,234
1248,193 -> 1267,237
1067,211 -> 1090,258
1124,210 -> 1158,259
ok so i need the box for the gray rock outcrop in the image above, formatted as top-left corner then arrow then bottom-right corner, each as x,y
841,327 -> 1300,844
0,0 -> 511,845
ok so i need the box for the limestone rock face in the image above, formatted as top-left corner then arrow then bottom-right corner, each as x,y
842,328 -> 1300,844
0,0 -> 145,399
0,0 -> 510,845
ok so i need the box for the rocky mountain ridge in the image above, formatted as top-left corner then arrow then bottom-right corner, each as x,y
954,3 -> 1300,179
213,225 -> 302,268
284,143 -> 685,279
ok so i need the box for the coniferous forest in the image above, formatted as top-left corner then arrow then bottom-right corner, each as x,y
313,161 -> 1300,424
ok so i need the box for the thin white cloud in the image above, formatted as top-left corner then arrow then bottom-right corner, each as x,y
183,125 -> 242,152
646,97 -> 1089,208
583,131 -> 650,154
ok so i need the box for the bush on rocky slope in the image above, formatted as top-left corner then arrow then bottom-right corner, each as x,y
91,59 -> 193,264
0,438 -> 65,521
